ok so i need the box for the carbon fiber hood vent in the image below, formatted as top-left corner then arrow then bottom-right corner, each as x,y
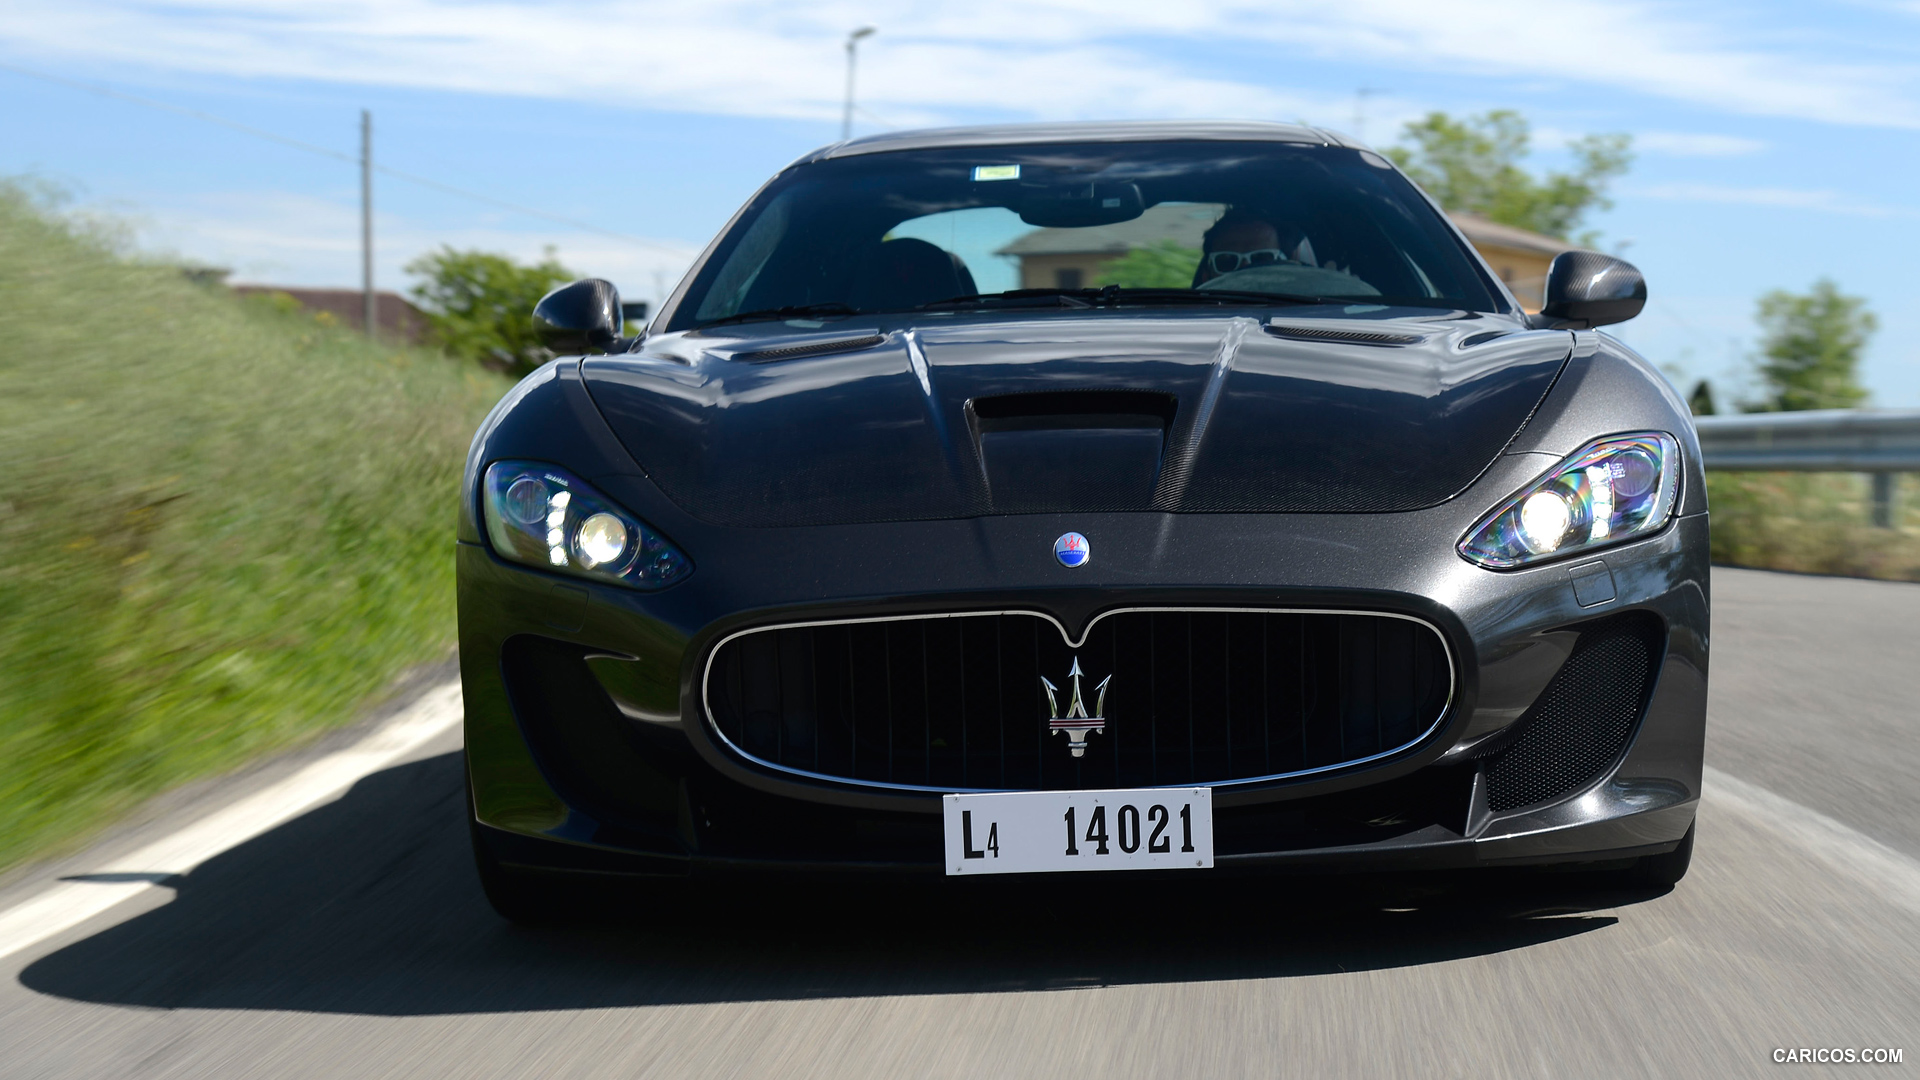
1264,323 -> 1423,346
585,316 -> 1567,527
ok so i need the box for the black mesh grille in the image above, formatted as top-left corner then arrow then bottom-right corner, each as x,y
1482,612 -> 1665,813
705,610 -> 1451,791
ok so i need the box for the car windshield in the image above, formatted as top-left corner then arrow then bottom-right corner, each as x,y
667,139 -> 1503,331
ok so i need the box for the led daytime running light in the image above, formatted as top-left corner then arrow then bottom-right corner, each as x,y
481,461 -> 692,590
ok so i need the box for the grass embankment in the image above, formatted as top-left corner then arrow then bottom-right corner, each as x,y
1710,472 -> 1920,581
0,187 -> 509,872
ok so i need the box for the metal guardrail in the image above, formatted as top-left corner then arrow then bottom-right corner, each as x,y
1694,408 -> 1920,527
1694,409 -> 1920,472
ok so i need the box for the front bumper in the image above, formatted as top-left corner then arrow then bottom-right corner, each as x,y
459,491 -> 1708,879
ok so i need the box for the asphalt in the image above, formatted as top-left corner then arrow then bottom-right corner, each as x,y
1,567 -> 1915,1079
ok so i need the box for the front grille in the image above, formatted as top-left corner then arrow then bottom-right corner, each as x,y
704,609 -> 1452,792
1481,612 -> 1665,813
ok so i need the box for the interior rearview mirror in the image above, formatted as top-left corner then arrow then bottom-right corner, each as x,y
533,278 -> 623,354
1018,182 -> 1145,228
1532,252 -> 1646,329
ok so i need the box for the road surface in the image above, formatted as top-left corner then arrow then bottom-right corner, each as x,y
0,567 -> 1914,1078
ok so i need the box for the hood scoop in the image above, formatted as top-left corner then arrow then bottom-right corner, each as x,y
969,391 -> 1176,513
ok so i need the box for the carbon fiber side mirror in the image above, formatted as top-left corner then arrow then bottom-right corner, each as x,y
1533,252 -> 1647,329
532,278 -> 623,354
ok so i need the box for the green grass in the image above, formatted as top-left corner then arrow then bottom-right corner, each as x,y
1709,471 -> 1920,581
0,185 -> 510,872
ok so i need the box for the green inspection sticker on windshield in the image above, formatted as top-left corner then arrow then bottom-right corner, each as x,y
972,164 -> 1020,181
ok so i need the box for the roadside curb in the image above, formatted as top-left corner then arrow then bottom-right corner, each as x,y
0,660 -> 464,962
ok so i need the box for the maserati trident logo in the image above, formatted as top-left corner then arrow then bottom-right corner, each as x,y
1054,531 -> 1090,567
1041,657 -> 1110,757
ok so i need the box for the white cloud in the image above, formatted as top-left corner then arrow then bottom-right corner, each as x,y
1217,0 -> 1920,130
1530,126 -> 1765,157
0,1 -> 1333,124
1630,183 -> 1920,218
121,191 -> 699,304
1633,132 -> 1769,157
3,0 -> 1918,131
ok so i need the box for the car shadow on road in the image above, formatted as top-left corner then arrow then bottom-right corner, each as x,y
19,751 -> 1661,1016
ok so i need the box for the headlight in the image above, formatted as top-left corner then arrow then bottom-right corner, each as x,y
1458,432 -> 1679,569
481,461 -> 692,589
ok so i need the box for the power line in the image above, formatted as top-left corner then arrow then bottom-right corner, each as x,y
368,160 -> 680,251
0,60 -> 686,254
852,104 -> 898,131
1,61 -> 359,163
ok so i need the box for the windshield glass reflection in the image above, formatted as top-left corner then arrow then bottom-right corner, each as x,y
668,141 -> 1501,331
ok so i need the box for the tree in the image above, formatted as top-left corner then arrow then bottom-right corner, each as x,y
1094,241 -> 1202,289
406,247 -> 574,374
1745,279 -> 1875,412
1386,110 -> 1631,241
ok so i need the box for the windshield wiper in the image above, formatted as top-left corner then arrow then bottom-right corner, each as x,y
696,302 -> 861,329
702,289 -> 1338,325
1099,287 -> 1338,307
918,289 -> 1094,311
919,287 -> 1335,312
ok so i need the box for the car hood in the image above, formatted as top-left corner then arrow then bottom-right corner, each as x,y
581,313 -> 1568,527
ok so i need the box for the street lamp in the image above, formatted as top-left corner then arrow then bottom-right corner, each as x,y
842,26 -> 876,142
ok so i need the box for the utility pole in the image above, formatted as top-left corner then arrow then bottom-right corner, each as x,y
361,109 -> 375,341
1352,87 -> 1385,145
842,27 -> 875,142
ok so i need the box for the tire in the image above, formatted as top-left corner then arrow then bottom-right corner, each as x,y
1627,820 -> 1695,887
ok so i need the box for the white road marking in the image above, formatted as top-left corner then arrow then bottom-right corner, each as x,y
1703,764 -> 1920,915
0,680 -> 463,963
1,699 -> 1907,965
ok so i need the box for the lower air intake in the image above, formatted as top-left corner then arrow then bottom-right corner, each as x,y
499,635 -> 680,828
1482,611 -> 1665,813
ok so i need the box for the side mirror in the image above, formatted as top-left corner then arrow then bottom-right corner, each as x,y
1533,252 -> 1646,329
532,278 -> 623,353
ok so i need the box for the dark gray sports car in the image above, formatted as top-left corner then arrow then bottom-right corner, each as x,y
459,121 -> 1705,921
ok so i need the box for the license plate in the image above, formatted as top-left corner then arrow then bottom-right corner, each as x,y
942,788 -> 1213,876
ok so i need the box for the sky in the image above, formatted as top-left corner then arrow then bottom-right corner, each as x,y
3,0 -> 1918,405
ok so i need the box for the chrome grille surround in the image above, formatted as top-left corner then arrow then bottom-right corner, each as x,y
701,607 -> 1457,795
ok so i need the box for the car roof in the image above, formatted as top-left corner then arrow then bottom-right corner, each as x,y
797,120 -> 1366,164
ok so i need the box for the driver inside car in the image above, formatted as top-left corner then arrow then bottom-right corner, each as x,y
1193,211 -> 1317,287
